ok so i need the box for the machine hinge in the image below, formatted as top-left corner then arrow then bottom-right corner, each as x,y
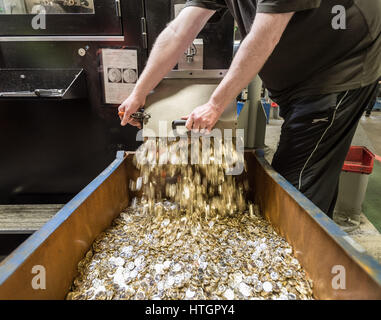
141,17 -> 148,49
115,0 -> 121,17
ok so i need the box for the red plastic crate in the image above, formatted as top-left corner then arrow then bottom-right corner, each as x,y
342,146 -> 375,174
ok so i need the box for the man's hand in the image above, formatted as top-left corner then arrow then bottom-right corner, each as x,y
182,101 -> 224,133
118,93 -> 146,128
117,6 -> 215,128
181,12 -> 293,134
206,12 -> 294,117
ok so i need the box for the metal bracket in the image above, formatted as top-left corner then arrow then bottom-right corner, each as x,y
115,0 -> 121,17
165,69 -> 228,79
141,17 -> 148,49
131,109 -> 151,125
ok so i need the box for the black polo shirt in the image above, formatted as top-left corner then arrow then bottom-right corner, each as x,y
185,0 -> 381,105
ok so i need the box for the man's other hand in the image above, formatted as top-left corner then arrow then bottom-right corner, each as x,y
182,101 -> 224,133
118,93 -> 146,128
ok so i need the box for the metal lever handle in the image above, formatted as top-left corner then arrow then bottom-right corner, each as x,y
0,91 -> 35,97
171,120 -> 186,130
34,89 -> 64,97
118,109 -> 150,125
0,89 -> 63,98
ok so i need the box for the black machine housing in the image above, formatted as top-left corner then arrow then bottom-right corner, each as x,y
0,0 -> 234,205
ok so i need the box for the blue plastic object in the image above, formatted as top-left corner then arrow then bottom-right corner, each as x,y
237,101 -> 244,116
261,99 -> 270,124
374,98 -> 381,111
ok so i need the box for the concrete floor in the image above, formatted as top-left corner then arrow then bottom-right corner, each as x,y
264,111 -> 381,263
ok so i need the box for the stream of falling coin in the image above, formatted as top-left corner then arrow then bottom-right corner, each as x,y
67,137 -> 314,300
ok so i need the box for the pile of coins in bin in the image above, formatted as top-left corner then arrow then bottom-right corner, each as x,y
67,137 -> 314,300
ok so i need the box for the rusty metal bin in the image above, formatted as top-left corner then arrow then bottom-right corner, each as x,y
0,151 -> 381,299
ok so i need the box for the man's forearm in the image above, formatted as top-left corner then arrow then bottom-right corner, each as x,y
210,12 -> 294,110
133,25 -> 191,98
133,7 -> 215,99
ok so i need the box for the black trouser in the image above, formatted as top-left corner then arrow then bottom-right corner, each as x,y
271,82 -> 379,218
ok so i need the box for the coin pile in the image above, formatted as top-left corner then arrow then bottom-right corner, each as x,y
67,137 -> 314,300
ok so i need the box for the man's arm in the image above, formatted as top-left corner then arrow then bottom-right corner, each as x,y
183,12 -> 294,132
119,6 -> 215,127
